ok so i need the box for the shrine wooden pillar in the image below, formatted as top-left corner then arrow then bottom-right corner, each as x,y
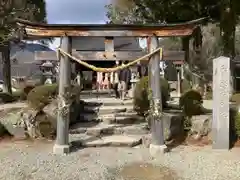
193,26 -> 202,68
149,36 -> 168,155
53,36 -> 72,154
182,36 -> 190,65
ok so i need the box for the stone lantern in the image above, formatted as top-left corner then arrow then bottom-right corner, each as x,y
174,62 -> 184,97
41,61 -> 55,84
129,64 -> 140,98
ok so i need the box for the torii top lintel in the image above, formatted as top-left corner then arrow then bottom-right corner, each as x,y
16,17 -> 207,38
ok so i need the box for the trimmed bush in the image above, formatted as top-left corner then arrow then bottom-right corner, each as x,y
133,76 -> 170,115
234,112 -> 240,137
27,84 -> 58,110
204,91 -> 212,100
0,92 -> 16,103
12,90 -> 25,100
179,90 -> 203,130
181,79 -> 191,93
179,90 -> 203,118
27,84 -> 81,110
231,93 -> 240,104
0,89 -> 31,103
19,85 -> 36,100
23,85 -> 35,95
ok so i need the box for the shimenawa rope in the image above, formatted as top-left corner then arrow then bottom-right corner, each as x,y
56,47 -> 163,73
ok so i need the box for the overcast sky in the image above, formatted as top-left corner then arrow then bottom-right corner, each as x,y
46,0 -> 110,24
44,0 -> 146,49
45,0 -> 110,49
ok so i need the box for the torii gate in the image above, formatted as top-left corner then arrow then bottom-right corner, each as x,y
16,17 -> 206,155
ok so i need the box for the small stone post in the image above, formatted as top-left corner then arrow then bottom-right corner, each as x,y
177,69 -> 181,97
212,56 -> 230,150
181,65 -> 184,79
149,36 -> 168,156
53,36 -> 72,154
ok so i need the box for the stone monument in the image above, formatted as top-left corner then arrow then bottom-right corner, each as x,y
212,56 -> 230,150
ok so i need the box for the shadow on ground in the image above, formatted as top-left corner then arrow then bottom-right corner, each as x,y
166,131 -> 188,151
106,162 -> 180,180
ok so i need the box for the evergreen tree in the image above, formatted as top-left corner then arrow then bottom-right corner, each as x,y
0,0 -> 47,93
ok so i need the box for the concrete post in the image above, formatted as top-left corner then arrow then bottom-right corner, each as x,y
177,70 -> 181,97
212,56 -> 230,150
53,36 -> 72,154
149,36 -> 168,156
181,65 -> 184,79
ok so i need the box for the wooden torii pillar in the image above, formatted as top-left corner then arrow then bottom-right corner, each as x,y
54,36 -> 72,154
16,18 -> 206,155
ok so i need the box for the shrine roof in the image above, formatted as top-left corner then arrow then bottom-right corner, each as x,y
16,17 -> 207,38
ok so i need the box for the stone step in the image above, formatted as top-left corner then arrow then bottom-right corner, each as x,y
83,105 -> 134,115
114,115 -> 145,124
80,90 -> 114,95
80,94 -> 113,99
114,123 -> 149,135
70,134 -> 142,147
82,98 -> 133,106
69,123 -> 122,136
69,122 -> 149,136
79,112 -> 143,124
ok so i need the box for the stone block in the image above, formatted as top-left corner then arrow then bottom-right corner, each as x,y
142,134 -> 152,148
212,56 -> 230,150
81,135 -> 142,147
149,144 -> 168,157
85,124 -> 121,137
143,112 -> 184,147
191,115 -> 212,137
101,114 -> 116,124
102,135 -> 142,147
162,112 -> 184,140
0,110 -> 27,139
53,144 -> 70,155
114,123 -> 149,135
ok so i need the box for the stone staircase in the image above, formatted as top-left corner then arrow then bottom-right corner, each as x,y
69,90 -> 149,148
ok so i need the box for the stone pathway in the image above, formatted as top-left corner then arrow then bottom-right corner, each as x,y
70,95 -> 148,148
0,102 -> 27,111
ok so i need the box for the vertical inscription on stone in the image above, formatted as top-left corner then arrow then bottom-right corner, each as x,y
212,56 -> 230,149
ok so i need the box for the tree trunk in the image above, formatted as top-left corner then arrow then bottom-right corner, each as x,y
181,37 -> 190,65
220,0 -> 236,58
0,42 -> 12,94
220,0 -> 236,93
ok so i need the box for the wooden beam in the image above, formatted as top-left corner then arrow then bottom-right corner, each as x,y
16,18 -> 208,37
21,27 -> 196,37
105,37 -> 114,52
35,50 -> 185,61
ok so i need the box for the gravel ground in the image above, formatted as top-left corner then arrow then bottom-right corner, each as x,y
1,140 -> 240,180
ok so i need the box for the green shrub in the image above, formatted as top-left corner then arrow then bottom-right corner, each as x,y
179,90 -> 203,130
12,90 -> 25,100
181,79 -> 192,93
0,92 -> 16,103
27,84 -> 82,110
204,91 -> 213,100
17,85 -> 36,101
133,76 -> 170,115
234,112 -> 240,137
27,84 -> 58,110
0,89 -> 32,103
23,85 -> 35,95
231,93 -> 240,104
179,90 -> 203,118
